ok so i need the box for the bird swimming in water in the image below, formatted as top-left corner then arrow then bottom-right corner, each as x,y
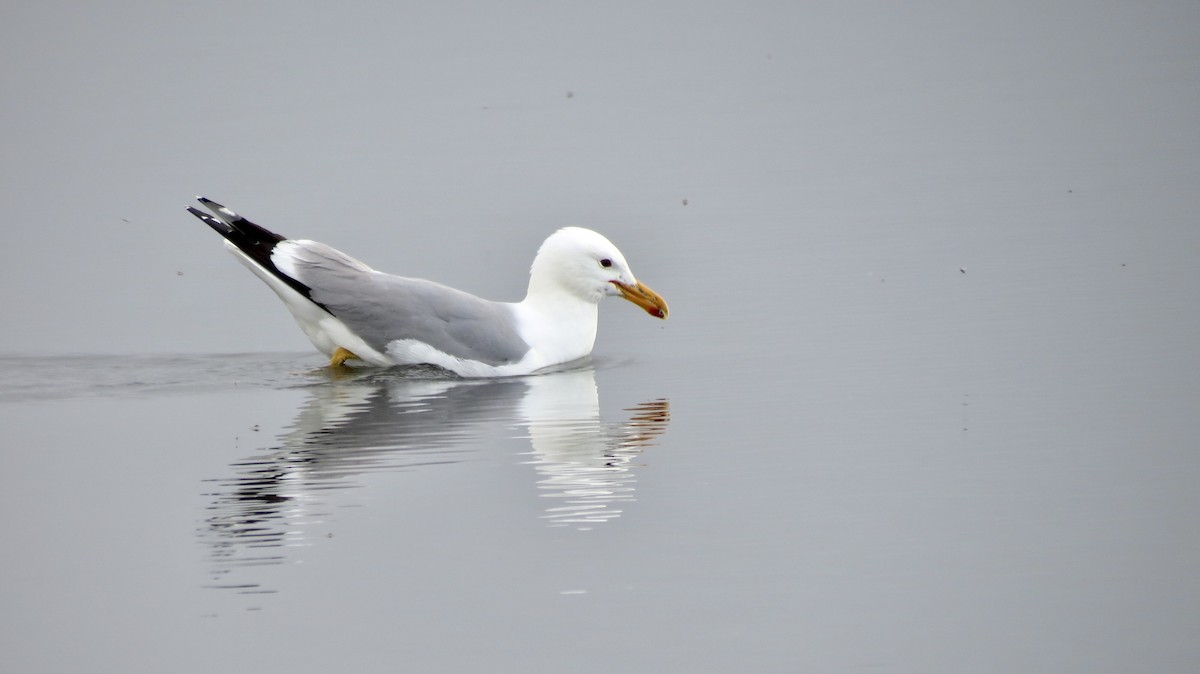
186,198 -> 668,377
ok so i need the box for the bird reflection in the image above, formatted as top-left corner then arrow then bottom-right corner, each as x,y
518,373 -> 670,527
200,364 -> 668,594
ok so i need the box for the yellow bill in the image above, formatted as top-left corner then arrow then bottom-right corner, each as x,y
612,280 -> 669,319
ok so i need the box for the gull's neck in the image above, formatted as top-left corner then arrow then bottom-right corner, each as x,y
514,284 -> 599,367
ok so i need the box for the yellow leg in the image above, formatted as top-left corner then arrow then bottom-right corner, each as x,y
330,346 -> 359,367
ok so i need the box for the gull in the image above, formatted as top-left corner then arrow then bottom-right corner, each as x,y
186,198 -> 668,376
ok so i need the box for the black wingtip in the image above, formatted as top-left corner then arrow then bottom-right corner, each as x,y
186,205 -> 233,235
196,197 -> 245,225
186,196 -> 331,315
188,196 -> 285,241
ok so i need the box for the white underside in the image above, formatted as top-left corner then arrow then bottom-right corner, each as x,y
380,338 -> 548,377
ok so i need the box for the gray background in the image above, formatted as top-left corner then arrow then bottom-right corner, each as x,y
2,1 -> 1199,672
4,0 -> 1194,358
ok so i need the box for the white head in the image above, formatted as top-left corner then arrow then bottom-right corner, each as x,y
527,227 -> 668,318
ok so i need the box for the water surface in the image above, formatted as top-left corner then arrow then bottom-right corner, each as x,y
2,339 -> 1197,672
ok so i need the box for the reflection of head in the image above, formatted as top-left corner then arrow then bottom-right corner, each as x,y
519,369 -> 670,528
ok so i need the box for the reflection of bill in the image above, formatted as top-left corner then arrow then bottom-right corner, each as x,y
519,372 -> 669,528
201,366 -> 669,593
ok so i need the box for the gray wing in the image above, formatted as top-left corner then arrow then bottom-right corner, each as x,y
282,241 -> 531,366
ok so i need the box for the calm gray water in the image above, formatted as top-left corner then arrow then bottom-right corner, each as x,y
3,272 -> 1198,673
3,1 -> 1200,672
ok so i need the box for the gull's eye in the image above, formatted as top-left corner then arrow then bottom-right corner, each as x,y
599,258 -> 613,268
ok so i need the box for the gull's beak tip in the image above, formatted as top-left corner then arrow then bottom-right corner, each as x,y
614,280 -> 669,320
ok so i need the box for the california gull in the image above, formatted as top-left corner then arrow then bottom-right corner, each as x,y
185,198 -> 668,376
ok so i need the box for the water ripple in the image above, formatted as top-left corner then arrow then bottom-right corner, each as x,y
197,362 -> 670,595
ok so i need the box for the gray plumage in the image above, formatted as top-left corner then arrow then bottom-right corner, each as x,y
284,240 -> 530,365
